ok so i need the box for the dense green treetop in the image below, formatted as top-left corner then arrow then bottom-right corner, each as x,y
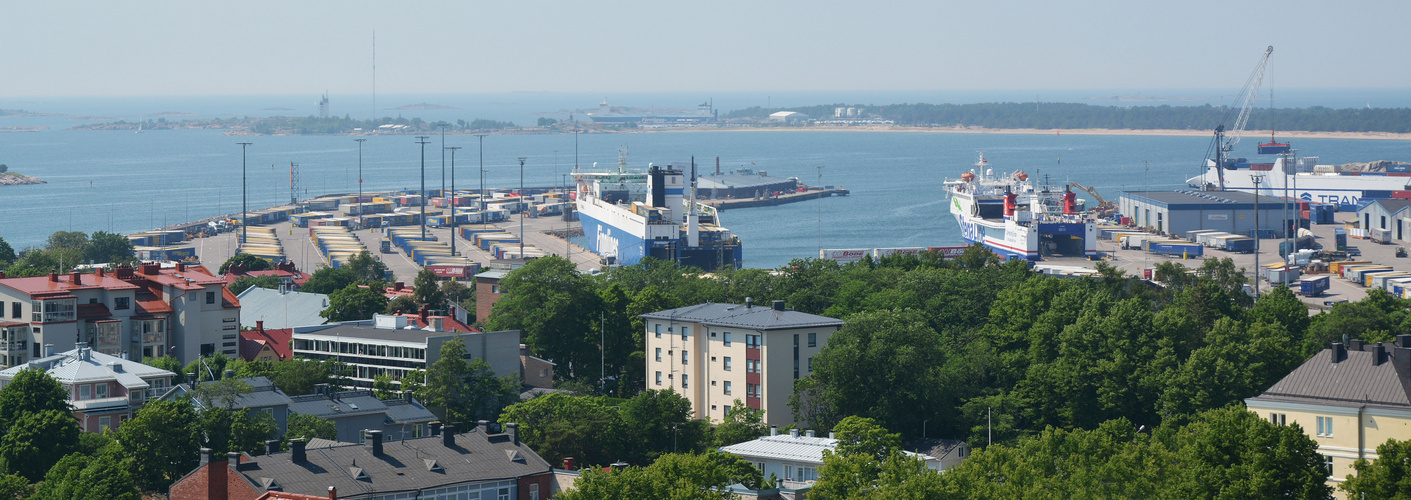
0,369 -> 72,436
1342,438 -> 1411,498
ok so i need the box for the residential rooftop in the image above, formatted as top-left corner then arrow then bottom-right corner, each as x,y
640,301 -> 844,330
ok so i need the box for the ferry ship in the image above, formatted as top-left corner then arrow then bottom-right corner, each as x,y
573,150 -> 742,270
944,154 -> 1097,260
585,99 -> 717,123
1186,139 -> 1411,207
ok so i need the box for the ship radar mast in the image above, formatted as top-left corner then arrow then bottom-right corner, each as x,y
617,146 -> 629,174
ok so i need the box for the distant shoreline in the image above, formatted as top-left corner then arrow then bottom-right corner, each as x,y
669,125 -> 1411,141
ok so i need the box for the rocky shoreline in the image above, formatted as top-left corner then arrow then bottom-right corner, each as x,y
0,172 -> 46,186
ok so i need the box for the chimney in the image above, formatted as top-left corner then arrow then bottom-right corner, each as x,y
772,300 -> 785,311
442,424 -> 456,447
207,448 -> 229,500
228,452 -> 241,466
368,430 -> 383,456
328,486 -> 337,500
394,282 -> 404,291
1350,339 -> 1365,351
44,344 -> 54,357
563,457 -> 577,471
829,432 -> 836,439
805,429 -> 815,438
0,271 -> 5,279
265,439 -> 280,456
48,270 -> 59,282
1398,335 -> 1411,348
789,429 -> 799,438
430,317 -> 444,332
430,422 -> 443,436
770,426 -> 778,436
71,271 -> 81,286
506,423 -> 519,445
1394,346 -> 1411,375
1331,343 -> 1346,363
745,297 -> 752,309
477,420 -> 490,434
403,390 -> 413,402
224,369 -> 235,380
176,262 -> 186,272
95,268 -> 104,278
1372,344 -> 1388,365
419,305 -> 430,325
291,439 -> 307,462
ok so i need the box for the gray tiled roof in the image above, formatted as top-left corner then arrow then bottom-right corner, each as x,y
640,303 -> 844,331
164,377 -> 295,410
382,399 -> 437,425
234,431 -> 550,498
902,437 -> 967,460
1250,343 -> 1411,410
1369,199 -> 1411,215
235,288 -> 330,329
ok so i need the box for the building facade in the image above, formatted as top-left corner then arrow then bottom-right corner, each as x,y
641,300 -> 844,426
291,313 -> 519,388
1246,337 -> 1411,497
474,269 -> 509,322
721,428 -> 948,490
1356,198 -> 1411,242
1118,190 -> 1291,237
0,344 -> 175,432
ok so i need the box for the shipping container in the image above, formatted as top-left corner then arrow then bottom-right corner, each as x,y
1298,276 -> 1330,297
1215,235 -> 1255,253
1147,242 -> 1204,257
1331,260 -> 1371,276
1347,266 -> 1394,283
1197,232 -> 1234,247
874,247 -> 928,259
1184,229 -> 1221,243
1370,272 -> 1411,289
820,248 -> 872,263
1371,228 -> 1393,244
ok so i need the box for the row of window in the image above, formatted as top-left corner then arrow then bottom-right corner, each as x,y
294,339 -> 427,360
783,465 -> 818,482
653,371 -> 688,389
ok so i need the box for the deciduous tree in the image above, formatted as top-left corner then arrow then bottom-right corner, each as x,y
321,283 -> 389,322
111,399 -> 201,491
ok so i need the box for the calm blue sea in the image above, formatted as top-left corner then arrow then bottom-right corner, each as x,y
3,93 -> 1410,268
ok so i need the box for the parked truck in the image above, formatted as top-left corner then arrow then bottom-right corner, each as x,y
1298,276 -> 1330,297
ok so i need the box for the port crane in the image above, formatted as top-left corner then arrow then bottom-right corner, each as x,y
1205,45 -> 1273,190
1068,182 -> 1116,215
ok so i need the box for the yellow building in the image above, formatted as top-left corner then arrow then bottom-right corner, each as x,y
1246,337 -> 1411,497
641,300 -> 844,427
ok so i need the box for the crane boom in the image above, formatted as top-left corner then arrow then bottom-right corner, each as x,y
1206,46 -> 1273,190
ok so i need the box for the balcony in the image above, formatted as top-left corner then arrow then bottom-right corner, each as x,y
71,396 -> 131,412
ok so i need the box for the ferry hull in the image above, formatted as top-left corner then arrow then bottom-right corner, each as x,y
579,211 -> 647,266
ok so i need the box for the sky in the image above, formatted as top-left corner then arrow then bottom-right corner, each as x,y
2,0 -> 1409,97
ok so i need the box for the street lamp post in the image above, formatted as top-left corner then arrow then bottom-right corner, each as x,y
519,157 -> 527,258
237,142 -> 253,244
416,136 -> 430,240
440,124 -> 447,199
476,134 -> 488,232
355,138 -> 367,230
446,146 -> 461,256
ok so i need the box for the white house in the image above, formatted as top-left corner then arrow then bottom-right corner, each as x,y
720,428 -> 964,489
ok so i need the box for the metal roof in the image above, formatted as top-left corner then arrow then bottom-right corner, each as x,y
231,431 -> 550,498
721,433 -> 935,465
1249,342 -> 1411,411
382,399 -> 437,425
235,288 -> 330,329
1364,199 -> 1411,215
0,347 -> 174,387
1121,190 -> 1286,207
474,269 -> 511,280
698,173 -> 798,190
164,377 -> 295,410
640,303 -> 844,331
289,390 -> 389,419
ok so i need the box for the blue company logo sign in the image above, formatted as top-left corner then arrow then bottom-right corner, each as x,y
1299,193 -> 1313,201
961,220 -> 987,242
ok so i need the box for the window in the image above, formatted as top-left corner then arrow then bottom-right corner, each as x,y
1316,416 -> 1333,437
655,371 -> 662,385
681,326 -> 688,341
723,332 -> 732,346
724,381 -> 732,395
98,416 -> 111,432
655,324 -> 662,338
95,383 -> 108,399
1322,454 -> 1334,475
530,483 -> 539,500
491,285 -> 500,294
808,332 -> 816,347
205,291 -> 216,304
1269,412 -> 1286,426
793,334 -> 800,379
723,356 -> 732,371
681,375 -> 688,389
808,357 -> 813,372
498,487 -> 510,500
12,302 -> 21,318
79,385 -> 91,400
724,405 -> 731,415
655,348 -> 662,362
785,465 -> 793,480
682,350 -> 688,365
746,334 -> 761,349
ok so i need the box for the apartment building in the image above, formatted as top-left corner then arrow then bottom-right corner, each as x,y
641,299 -> 844,426
1246,337 -> 1411,497
0,262 -> 240,367
0,344 -> 176,432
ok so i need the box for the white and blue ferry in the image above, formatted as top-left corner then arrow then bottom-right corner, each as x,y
945,154 -> 1097,260
574,150 -> 742,270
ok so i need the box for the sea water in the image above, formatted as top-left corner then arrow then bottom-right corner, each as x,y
3,94 -> 1410,268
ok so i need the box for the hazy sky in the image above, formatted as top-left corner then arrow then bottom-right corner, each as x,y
3,0 -> 1408,97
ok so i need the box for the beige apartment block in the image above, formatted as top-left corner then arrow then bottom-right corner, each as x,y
1246,337 -> 1411,498
641,299 -> 844,427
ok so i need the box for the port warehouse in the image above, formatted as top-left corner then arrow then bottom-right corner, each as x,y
1355,198 -> 1411,242
1118,191 -> 1296,238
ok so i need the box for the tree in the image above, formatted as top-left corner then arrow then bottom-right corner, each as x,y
1162,405 -> 1331,499
31,452 -> 140,500
373,374 -> 397,399
111,399 -> 201,491
0,369 -> 72,436
618,389 -> 710,464
556,451 -> 763,500
713,400 -> 768,448
46,231 -> 89,252
0,409 -> 81,481
343,250 -> 390,282
218,253 -> 274,274
0,473 -> 32,500
424,338 -> 520,424
441,279 -> 473,312
0,237 -> 16,264
486,256 -> 601,380
498,393 -> 624,466
321,283 -> 389,322
271,359 -> 334,396
385,295 -> 419,315
228,410 -> 280,455
413,268 -> 445,309
1342,438 -> 1411,498
832,415 -> 902,461
811,416 -> 904,500
190,377 -> 253,410
144,356 -> 187,385
301,266 -> 358,295
229,274 -> 281,295
402,368 -> 427,401
286,412 -> 337,441
84,231 -> 136,265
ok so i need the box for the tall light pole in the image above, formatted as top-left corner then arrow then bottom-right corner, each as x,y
476,134 -> 488,232
237,142 -> 253,244
446,146 -> 461,256
416,136 -> 430,240
816,165 -> 824,254
440,124 -> 447,198
1253,174 -> 1264,299
355,139 -> 367,230
519,157 -> 527,258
